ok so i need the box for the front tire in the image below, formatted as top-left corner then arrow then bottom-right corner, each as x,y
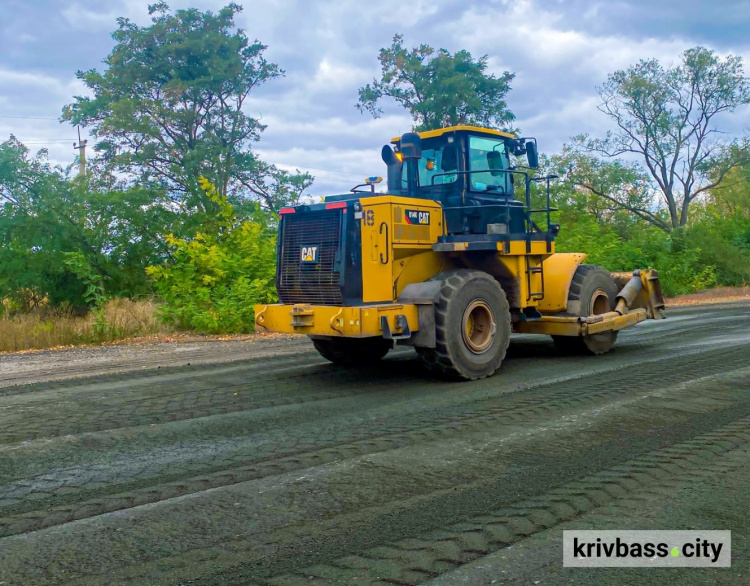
416,270 -> 511,380
552,264 -> 619,355
312,336 -> 392,366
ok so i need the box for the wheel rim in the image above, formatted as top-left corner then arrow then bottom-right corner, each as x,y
591,288 -> 610,316
462,299 -> 496,354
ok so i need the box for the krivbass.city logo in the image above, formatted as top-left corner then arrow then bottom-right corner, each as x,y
563,531 -> 731,567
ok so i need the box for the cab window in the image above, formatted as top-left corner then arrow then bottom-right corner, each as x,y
468,136 -> 511,193
401,141 -> 458,189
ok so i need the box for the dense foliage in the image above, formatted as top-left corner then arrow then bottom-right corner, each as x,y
0,137 -> 176,312
147,179 -> 277,333
1,3 -> 749,337
543,156 -> 750,295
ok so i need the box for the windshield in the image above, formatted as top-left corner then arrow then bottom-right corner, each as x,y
468,135 -> 511,193
401,139 -> 458,189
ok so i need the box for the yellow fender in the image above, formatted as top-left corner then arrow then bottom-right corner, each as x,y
535,253 -> 587,314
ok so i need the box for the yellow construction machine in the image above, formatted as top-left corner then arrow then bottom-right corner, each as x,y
255,126 -> 665,380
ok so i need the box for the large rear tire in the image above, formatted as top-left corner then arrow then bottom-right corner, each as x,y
552,264 -> 619,355
312,336 -> 392,366
416,270 -> 511,381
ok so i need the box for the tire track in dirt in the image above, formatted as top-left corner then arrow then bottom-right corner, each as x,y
6,338 -> 750,486
22,363 -> 747,586
264,419 -> 750,586
0,342 -> 747,544
0,349 -> 324,399
0,353 -> 418,444
0,337 -> 311,389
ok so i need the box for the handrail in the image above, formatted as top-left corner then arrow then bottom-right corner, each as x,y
425,168 -> 558,249
441,203 -> 520,210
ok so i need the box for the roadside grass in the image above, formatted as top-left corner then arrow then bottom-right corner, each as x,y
0,299 -> 172,353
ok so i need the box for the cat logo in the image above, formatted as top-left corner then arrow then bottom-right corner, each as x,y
405,209 -> 431,225
300,246 -> 319,263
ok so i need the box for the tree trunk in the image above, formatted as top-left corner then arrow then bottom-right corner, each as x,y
664,188 -> 679,230
679,193 -> 691,227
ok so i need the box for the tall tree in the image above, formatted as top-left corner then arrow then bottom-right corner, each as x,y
357,34 -> 515,131
553,146 -> 672,231
62,2 -> 312,214
579,46 -> 750,231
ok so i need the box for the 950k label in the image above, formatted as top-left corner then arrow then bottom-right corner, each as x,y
404,209 -> 430,225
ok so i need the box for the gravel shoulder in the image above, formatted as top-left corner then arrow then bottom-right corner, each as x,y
1,301 -> 743,389
0,333 -> 306,388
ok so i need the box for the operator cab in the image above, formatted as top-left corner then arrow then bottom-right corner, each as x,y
382,126 -> 540,236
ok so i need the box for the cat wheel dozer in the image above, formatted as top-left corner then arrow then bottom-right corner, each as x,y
255,126 -> 665,380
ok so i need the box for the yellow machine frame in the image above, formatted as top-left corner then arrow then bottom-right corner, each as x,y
255,192 -> 663,340
254,126 -> 666,379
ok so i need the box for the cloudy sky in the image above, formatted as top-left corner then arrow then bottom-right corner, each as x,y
2,0 -> 749,195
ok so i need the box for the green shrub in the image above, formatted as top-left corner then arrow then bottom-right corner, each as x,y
147,178 -> 277,334
553,209 -> 722,297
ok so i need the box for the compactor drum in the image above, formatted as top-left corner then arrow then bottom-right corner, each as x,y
255,126 -> 665,380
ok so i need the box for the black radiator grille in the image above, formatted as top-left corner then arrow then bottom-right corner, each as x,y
277,209 -> 343,305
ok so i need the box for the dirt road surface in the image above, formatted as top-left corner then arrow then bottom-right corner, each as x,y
0,302 -> 748,585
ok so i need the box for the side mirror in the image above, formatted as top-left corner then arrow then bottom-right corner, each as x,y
399,132 -> 422,159
487,150 -> 503,176
526,141 -> 539,169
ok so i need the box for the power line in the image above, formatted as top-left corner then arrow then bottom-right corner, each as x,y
4,145 -> 368,182
14,142 -> 76,147
1,122 -> 370,180
0,116 -> 375,177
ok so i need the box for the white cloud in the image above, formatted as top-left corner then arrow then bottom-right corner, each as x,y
0,69 -> 81,98
310,59 -> 371,93
454,0 -> 689,76
60,0 -> 161,30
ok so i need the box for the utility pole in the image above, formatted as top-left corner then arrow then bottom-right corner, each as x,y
73,126 -> 87,177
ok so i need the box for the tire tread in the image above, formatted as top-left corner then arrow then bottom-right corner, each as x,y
417,270 -> 510,380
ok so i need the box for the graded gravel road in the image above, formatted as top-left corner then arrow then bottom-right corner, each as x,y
0,301 -> 748,585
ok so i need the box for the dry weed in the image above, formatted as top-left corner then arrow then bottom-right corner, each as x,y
0,299 -> 171,352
